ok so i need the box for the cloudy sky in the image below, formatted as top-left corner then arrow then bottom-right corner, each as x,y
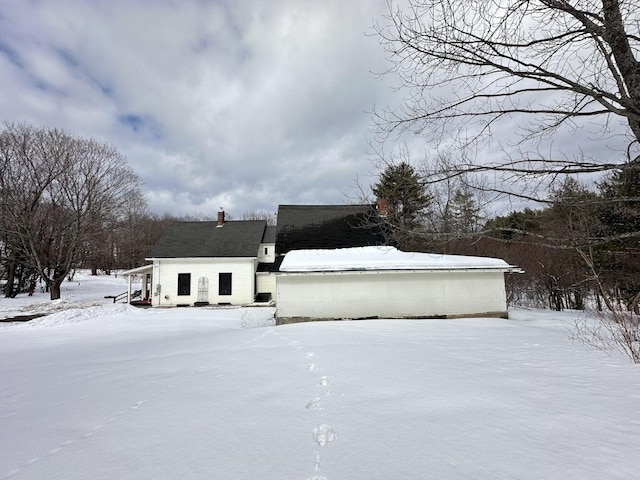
0,0 -> 401,217
1,1 -> 634,219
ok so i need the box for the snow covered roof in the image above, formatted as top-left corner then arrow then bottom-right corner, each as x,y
279,246 -> 519,272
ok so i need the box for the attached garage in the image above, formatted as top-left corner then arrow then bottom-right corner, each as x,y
275,246 -> 522,324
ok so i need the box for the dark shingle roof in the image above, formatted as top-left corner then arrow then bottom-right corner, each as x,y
276,204 -> 386,254
262,225 -> 277,243
149,220 -> 267,258
257,256 -> 284,272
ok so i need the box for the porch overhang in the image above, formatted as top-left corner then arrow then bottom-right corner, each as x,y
122,265 -> 153,276
122,265 -> 153,304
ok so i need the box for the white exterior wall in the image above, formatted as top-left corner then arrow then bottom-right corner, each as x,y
257,243 -> 275,263
256,272 -> 276,300
256,242 -> 276,300
276,270 -> 508,321
151,257 -> 257,307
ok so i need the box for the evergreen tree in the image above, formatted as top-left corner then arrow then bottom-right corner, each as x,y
450,188 -> 482,235
372,162 -> 432,248
484,208 -> 544,241
548,177 -> 600,243
598,161 -> 640,235
596,162 -> 640,309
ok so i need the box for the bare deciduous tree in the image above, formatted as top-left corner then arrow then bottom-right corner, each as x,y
0,123 -> 142,299
374,0 -> 640,192
241,210 -> 277,225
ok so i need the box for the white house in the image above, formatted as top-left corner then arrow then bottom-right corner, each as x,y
125,204 -> 386,308
127,204 -> 521,321
142,211 -> 277,307
275,246 -> 522,324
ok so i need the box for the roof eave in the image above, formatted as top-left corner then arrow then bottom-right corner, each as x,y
277,266 -> 523,275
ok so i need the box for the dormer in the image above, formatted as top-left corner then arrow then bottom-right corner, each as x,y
258,225 -> 276,263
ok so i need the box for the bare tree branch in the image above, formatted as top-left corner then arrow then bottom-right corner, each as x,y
374,0 -> 640,182
0,123 -> 142,299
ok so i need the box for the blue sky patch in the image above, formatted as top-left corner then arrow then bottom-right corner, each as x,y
0,41 -> 22,69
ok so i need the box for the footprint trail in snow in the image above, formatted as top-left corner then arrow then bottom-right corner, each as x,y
274,331 -> 338,479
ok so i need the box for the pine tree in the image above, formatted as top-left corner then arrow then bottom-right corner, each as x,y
596,162 -> 640,309
450,188 -> 482,235
372,162 -> 432,248
598,161 -> 640,235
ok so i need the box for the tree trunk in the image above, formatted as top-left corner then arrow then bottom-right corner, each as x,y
49,277 -> 64,300
602,0 -> 640,144
4,255 -> 16,298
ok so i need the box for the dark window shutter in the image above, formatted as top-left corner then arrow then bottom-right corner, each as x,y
178,273 -> 191,296
219,273 -> 232,296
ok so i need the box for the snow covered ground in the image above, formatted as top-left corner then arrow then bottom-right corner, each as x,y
1,272 -> 639,479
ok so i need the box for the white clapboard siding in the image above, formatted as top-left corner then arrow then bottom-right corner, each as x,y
151,258 -> 257,306
256,272 -> 276,300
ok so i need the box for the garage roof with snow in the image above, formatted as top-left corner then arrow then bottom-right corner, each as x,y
279,246 -> 519,272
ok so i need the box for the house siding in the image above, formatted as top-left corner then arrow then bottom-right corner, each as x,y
256,272 -> 276,300
151,257 -> 257,306
276,270 -> 508,323
257,243 -> 275,263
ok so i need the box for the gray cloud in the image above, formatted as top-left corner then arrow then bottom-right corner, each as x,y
0,0 -> 395,216
3,0 -> 620,219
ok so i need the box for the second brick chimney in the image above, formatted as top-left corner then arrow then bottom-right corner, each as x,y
377,198 -> 389,218
217,209 -> 225,227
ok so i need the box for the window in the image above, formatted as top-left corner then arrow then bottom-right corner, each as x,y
219,273 -> 232,296
177,273 -> 191,296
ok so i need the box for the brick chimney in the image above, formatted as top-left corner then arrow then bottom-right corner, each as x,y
377,198 -> 389,218
217,209 -> 225,227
